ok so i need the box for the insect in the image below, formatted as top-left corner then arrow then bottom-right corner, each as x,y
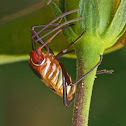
29,8 -> 113,107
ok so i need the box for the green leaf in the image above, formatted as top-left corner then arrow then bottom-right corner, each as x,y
104,0 -> 126,47
59,0 -> 66,12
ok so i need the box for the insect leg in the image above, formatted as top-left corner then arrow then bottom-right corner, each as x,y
31,13 -> 64,32
70,55 -> 103,86
37,24 -> 72,51
31,24 -> 59,55
32,8 -> 80,39
62,74 -> 69,107
61,62 -> 75,107
37,28 -> 63,51
55,30 -> 85,59
63,76 -> 75,107
32,31 -> 54,56
31,19 -> 64,55
62,50 -> 75,55
31,28 -> 54,55
35,17 -> 82,43
96,69 -> 114,74
31,23 -> 59,30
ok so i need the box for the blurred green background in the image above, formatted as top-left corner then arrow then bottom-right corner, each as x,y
0,0 -> 126,126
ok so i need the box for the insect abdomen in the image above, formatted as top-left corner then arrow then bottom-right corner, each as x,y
39,53 -> 76,100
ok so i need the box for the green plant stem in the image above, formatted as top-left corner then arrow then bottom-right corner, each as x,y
72,61 -> 97,126
72,39 -> 103,126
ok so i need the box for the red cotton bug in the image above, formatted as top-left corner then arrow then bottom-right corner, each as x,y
29,8 -> 113,107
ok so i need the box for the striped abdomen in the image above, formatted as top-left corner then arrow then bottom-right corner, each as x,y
30,52 -> 76,100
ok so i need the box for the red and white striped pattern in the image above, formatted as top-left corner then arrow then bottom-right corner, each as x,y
30,52 -> 76,100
